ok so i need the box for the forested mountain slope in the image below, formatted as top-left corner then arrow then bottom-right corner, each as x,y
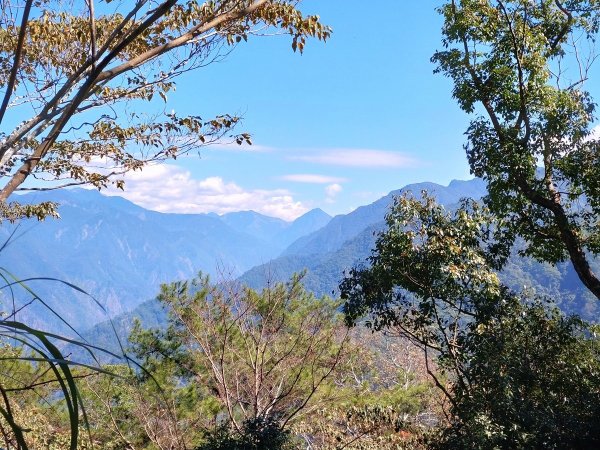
0,189 -> 330,331
78,177 -> 600,361
282,179 -> 487,258
242,178 -> 599,319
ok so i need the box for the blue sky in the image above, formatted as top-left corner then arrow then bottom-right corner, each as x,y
106,1 -> 475,220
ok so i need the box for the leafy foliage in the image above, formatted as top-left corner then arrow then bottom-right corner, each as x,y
0,0 -> 330,219
341,194 -> 600,449
61,277 -> 438,449
295,330 -> 440,449
437,303 -> 600,449
342,193 -> 505,336
433,0 -> 600,299
197,417 -> 297,450
130,273 -> 350,433
0,3 -> 332,443
0,264 -> 136,450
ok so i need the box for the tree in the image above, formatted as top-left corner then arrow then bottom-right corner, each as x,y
342,194 -> 512,401
0,2 -> 329,446
0,0 -> 330,220
439,303 -> 600,449
71,278 -> 440,449
78,361 -> 216,450
432,0 -> 600,300
341,194 -> 600,449
296,329 -> 440,450
196,417 -> 297,450
0,326 -> 114,450
130,273 -> 349,439
341,2 -> 600,446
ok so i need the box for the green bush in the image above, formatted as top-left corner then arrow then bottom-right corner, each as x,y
437,303 -> 600,450
197,417 -> 298,450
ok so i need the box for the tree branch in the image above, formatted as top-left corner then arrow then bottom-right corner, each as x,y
86,0 -> 98,71
0,0 -> 33,126
0,0 -> 270,201
96,0 -> 269,83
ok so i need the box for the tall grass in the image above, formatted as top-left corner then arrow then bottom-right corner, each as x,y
0,266 -> 129,449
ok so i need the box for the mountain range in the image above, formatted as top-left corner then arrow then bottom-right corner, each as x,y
3,177 -> 598,354
0,189 -> 330,331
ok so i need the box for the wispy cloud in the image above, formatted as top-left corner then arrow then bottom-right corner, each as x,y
325,183 -> 342,203
291,149 -> 419,168
279,174 -> 348,184
104,165 -> 308,221
206,140 -> 273,153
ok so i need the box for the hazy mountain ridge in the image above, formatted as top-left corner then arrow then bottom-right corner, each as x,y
9,177 -> 598,356
241,177 -> 599,319
0,189 -> 331,331
219,208 -> 332,249
78,178 -> 492,356
75,176 -> 600,362
241,178 -> 489,296
282,178 -> 487,258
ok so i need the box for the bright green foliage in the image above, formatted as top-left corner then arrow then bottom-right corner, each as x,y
0,0 -> 330,219
341,194 -> 600,449
433,0 -> 600,299
0,334 -> 80,449
71,276 -> 438,449
437,303 -> 600,449
0,266 -> 134,450
130,273 -> 349,435
77,362 -> 218,449
342,193 -> 504,340
341,193 -> 508,397
419,4 -> 600,442
0,341 -> 95,450
74,365 -> 143,449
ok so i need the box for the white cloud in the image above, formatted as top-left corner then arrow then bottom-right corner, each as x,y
325,183 -> 342,203
291,149 -> 418,168
279,174 -> 348,184
103,165 -> 308,221
587,124 -> 600,141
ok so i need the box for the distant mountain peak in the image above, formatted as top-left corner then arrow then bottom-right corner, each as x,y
307,207 -> 330,216
282,177 -> 488,259
448,177 -> 486,188
297,208 -> 331,221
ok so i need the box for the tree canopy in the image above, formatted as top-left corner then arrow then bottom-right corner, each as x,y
341,1 -> 600,446
433,0 -> 600,299
130,273 -> 349,434
0,0 -> 330,220
341,194 -> 600,448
